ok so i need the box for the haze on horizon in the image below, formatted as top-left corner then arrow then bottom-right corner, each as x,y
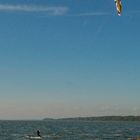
0,0 -> 140,120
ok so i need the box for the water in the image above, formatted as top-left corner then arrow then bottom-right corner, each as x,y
0,120 -> 140,140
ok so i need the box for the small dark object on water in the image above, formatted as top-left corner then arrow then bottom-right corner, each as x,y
37,130 -> 41,137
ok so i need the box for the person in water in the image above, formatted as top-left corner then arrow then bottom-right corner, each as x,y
37,130 -> 41,137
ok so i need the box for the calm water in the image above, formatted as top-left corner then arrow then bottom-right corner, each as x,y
0,120 -> 140,140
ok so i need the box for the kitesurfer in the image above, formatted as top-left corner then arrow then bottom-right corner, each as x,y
37,130 -> 41,137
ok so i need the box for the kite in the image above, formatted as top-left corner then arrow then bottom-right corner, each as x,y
114,0 -> 122,16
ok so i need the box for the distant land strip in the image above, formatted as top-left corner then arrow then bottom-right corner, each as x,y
44,116 -> 140,121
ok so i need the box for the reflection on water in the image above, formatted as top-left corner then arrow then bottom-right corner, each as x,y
0,120 -> 140,140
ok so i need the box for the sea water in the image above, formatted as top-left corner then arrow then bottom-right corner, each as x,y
0,120 -> 140,140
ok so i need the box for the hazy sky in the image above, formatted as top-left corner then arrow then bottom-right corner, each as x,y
0,0 -> 140,120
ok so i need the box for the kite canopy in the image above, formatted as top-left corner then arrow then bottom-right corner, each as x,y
114,0 -> 122,16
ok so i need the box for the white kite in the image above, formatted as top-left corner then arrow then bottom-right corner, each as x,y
114,0 -> 122,16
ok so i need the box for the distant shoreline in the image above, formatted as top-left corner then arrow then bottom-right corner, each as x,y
44,116 -> 140,121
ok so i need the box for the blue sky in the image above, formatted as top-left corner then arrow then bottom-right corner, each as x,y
0,0 -> 140,120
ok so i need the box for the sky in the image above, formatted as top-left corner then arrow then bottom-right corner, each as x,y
0,0 -> 140,120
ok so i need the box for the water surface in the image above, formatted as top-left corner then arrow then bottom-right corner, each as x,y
0,120 -> 140,140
